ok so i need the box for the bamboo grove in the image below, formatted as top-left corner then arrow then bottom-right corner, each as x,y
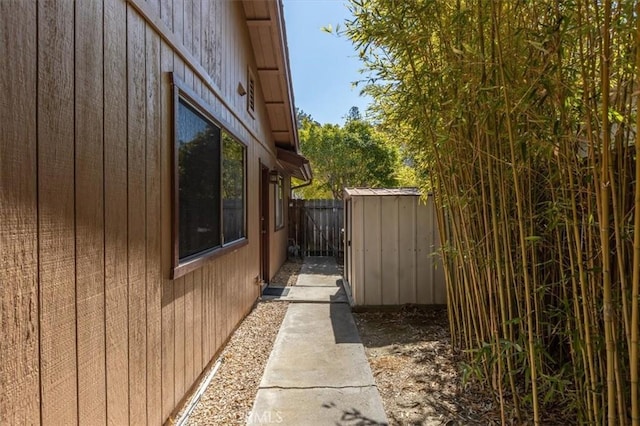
346,0 -> 640,423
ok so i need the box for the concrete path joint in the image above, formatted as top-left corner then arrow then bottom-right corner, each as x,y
260,384 -> 381,391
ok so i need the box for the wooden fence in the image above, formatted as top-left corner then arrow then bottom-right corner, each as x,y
289,199 -> 343,257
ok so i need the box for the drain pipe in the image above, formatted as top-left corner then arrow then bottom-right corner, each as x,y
175,357 -> 224,426
291,177 -> 312,192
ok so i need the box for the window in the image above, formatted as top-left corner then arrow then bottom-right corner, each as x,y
177,98 -> 221,259
222,133 -> 246,243
173,76 -> 247,277
275,175 -> 284,230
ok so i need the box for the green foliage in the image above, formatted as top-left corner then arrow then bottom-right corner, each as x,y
296,108 -> 399,199
344,0 -> 640,423
222,132 -> 244,200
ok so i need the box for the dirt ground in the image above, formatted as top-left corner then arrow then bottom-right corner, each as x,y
354,306 -> 502,425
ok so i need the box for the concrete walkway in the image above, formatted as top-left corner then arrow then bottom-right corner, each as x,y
261,257 -> 349,303
249,257 -> 388,425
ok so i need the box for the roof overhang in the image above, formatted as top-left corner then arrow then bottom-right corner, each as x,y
277,148 -> 312,182
242,1 -> 312,182
344,188 -> 422,199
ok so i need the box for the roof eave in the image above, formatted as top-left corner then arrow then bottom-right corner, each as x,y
271,0 -> 300,153
242,0 -> 301,154
277,147 -> 312,182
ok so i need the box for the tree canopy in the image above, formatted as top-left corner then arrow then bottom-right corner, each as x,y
295,108 -> 404,199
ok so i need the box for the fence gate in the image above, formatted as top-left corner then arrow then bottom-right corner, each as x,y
289,199 -> 343,257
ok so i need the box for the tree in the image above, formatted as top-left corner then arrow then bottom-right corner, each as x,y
296,108 -> 398,199
295,108 -> 315,129
345,106 -> 362,122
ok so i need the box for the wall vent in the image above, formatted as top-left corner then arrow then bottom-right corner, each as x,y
247,68 -> 255,118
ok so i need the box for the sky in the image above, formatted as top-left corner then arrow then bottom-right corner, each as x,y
282,0 -> 372,125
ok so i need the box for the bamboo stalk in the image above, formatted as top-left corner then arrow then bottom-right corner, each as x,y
345,1 -> 638,422
629,3 -> 640,424
488,121 -> 521,420
600,2 -> 617,423
492,1 -> 540,422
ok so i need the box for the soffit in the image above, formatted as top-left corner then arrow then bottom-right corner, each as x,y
242,0 -> 299,153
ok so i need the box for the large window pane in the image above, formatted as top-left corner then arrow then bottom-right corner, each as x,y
178,98 -> 221,259
222,132 -> 246,243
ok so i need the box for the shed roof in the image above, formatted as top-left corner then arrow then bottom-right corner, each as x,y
344,188 -> 422,198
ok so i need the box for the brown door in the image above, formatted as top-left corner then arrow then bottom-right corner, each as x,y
260,164 -> 270,283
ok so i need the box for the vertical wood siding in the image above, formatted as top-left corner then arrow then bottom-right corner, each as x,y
104,0 -> 130,422
0,1 -> 39,423
76,0 -> 107,422
145,22 -> 163,426
1,1 -> 287,424
37,1 -> 78,422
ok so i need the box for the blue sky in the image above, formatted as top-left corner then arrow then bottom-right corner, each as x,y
283,0 -> 372,125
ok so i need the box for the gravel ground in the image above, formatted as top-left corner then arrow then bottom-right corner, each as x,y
174,301 -> 289,425
170,260 -> 303,425
268,258 -> 303,286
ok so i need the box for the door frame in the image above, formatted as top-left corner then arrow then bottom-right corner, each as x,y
259,162 -> 270,284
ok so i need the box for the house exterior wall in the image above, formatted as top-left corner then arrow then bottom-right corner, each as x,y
345,194 -> 446,306
269,177 -> 290,276
0,0 -> 291,424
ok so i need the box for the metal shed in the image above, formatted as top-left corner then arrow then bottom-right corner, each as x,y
343,188 -> 446,306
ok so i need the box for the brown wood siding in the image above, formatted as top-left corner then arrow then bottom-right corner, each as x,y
160,39 -> 176,422
104,0 -> 130,423
145,23 -> 163,426
127,9 -> 148,423
37,1 -> 78,422
1,1 -> 290,424
270,177 -> 290,276
0,1 -> 39,423
76,0 -> 107,422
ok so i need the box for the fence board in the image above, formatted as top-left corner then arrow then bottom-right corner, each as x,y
289,199 -> 343,258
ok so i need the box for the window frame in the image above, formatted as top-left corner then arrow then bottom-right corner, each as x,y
274,174 -> 285,231
222,132 -> 248,245
171,74 -> 248,279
